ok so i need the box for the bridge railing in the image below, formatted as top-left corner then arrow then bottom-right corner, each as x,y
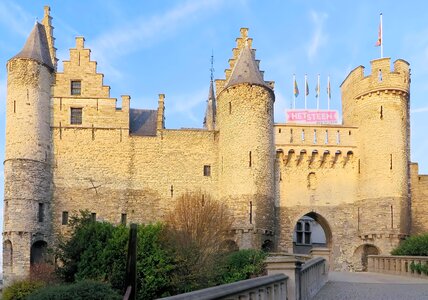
300,257 -> 328,300
158,273 -> 288,300
368,255 -> 428,278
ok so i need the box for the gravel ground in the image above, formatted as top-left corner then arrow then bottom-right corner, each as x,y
313,272 -> 428,300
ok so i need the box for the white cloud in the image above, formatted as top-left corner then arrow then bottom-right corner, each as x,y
87,0 -> 225,79
411,106 -> 428,113
168,87 -> 208,127
0,1 -> 32,37
307,11 -> 328,61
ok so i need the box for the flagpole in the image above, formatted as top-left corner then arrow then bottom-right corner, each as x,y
327,75 -> 331,110
304,74 -> 307,110
293,74 -> 296,109
380,13 -> 383,58
317,74 -> 320,110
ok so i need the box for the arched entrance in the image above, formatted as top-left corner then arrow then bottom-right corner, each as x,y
30,240 -> 48,265
292,212 -> 332,255
352,244 -> 380,271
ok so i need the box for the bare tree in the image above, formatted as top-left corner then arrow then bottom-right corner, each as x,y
164,191 -> 233,289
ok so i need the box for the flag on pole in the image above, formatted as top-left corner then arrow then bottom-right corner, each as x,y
327,77 -> 331,98
305,78 -> 309,96
375,13 -> 383,58
294,78 -> 299,97
315,76 -> 320,98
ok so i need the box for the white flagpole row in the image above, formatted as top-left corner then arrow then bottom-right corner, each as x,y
293,74 -> 296,109
292,75 -> 332,110
304,74 -> 307,110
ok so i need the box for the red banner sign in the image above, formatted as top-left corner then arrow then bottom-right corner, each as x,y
286,110 -> 339,124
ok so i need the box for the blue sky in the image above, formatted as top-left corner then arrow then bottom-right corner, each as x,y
0,0 -> 428,246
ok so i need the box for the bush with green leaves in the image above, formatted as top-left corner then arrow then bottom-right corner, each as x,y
391,233 -> 428,256
220,249 -> 268,284
27,280 -> 121,300
2,280 -> 44,300
55,211 -> 176,299
410,261 -> 428,275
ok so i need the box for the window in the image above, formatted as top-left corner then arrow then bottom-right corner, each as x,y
62,211 -> 68,225
91,213 -> 96,222
38,203 -> 44,222
121,213 -> 127,225
70,108 -> 82,125
71,80 -> 81,95
203,165 -> 211,177
296,221 -> 311,245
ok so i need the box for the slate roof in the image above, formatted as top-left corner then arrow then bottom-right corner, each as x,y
129,109 -> 158,136
12,22 -> 54,70
203,80 -> 216,129
225,43 -> 269,89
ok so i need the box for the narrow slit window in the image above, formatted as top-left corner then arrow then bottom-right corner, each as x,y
380,106 -> 383,119
249,151 -> 252,167
121,213 -> 127,225
313,129 -> 317,144
290,128 -> 294,143
249,201 -> 253,224
71,80 -> 81,95
301,129 -> 305,141
91,213 -> 96,222
325,130 -> 329,144
62,211 -> 69,225
336,130 -> 340,144
229,102 -> 232,114
38,203 -> 44,222
70,108 -> 82,125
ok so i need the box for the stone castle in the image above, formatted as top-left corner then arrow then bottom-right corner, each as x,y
3,6 -> 428,285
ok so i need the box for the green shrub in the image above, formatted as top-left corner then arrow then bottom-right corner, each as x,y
220,249 -> 267,284
409,261 -> 428,275
391,233 -> 428,256
2,280 -> 44,300
27,280 -> 121,300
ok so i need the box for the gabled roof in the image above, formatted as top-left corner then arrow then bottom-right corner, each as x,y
203,80 -> 216,130
129,109 -> 157,136
12,22 -> 54,70
225,42 -> 268,89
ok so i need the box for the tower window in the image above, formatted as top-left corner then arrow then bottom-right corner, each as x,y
121,213 -> 127,225
203,165 -> 211,176
91,213 -> 96,222
62,211 -> 69,225
71,80 -> 81,95
38,203 -> 44,222
296,221 -> 311,245
70,108 -> 82,125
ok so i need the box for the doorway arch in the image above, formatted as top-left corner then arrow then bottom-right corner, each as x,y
352,244 -> 380,271
292,212 -> 332,255
30,240 -> 48,265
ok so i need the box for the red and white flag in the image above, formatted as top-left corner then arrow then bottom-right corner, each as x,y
375,14 -> 382,47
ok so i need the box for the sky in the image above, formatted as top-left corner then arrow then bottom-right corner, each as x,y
0,0 -> 428,260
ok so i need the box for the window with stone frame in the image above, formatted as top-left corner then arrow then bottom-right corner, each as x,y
70,107 -> 83,125
71,80 -> 81,95
296,221 -> 311,245
62,211 -> 69,225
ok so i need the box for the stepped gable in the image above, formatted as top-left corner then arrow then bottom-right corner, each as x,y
129,109 -> 158,136
12,22 -> 54,70
225,29 -> 269,89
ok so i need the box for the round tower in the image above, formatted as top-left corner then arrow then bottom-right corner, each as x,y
216,28 -> 275,250
3,21 -> 54,285
341,58 -> 410,251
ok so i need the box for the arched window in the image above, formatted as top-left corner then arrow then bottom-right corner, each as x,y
30,240 -> 48,265
3,240 -> 13,269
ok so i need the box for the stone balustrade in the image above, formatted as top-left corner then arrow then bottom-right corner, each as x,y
159,273 -> 288,300
300,257 -> 328,300
368,255 -> 428,278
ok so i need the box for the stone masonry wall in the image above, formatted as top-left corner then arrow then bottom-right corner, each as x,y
410,163 -> 428,234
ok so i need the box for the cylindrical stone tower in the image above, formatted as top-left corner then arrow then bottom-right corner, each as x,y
217,28 -> 275,250
3,22 -> 54,285
341,58 -> 410,252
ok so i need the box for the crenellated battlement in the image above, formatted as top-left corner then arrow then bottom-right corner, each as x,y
341,57 -> 410,102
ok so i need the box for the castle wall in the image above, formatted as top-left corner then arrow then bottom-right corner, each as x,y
52,128 -> 218,236
410,163 -> 428,234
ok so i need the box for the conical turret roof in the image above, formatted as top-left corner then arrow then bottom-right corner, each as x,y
203,80 -> 216,130
225,42 -> 268,89
12,22 -> 53,70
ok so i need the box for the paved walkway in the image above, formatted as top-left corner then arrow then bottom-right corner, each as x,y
314,272 -> 428,300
